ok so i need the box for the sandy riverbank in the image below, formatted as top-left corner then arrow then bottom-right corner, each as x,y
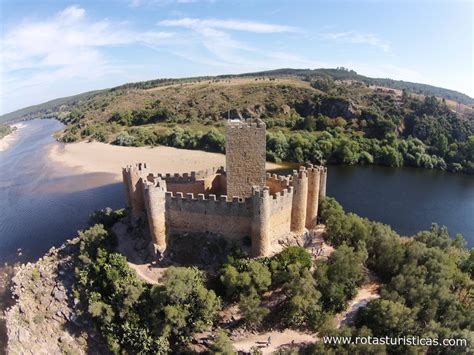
48,141 -> 283,181
0,123 -> 26,152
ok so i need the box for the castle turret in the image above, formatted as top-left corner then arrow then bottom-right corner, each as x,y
251,186 -> 271,257
122,163 -> 149,219
143,177 -> 167,250
319,167 -> 327,200
225,119 -> 266,199
305,164 -> 321,229
290,168 -> 308,235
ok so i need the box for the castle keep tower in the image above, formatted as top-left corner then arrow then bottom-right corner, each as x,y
225,119 -> 266,198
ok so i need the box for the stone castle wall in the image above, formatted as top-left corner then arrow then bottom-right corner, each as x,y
122,163 -> 150,219
266,173 -> 291,195
149,167 -> 226,196
267,186 -> 294,245
225,119 -> 266,198
165,192 -> 253,241
123,163 -> 327,257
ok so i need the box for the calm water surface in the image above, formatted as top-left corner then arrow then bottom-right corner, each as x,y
0,119 -> 124,264
327,165 -> 474,241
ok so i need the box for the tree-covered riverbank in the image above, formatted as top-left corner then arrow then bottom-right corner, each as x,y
54,75 -> 473,174
0,124 -> 15,140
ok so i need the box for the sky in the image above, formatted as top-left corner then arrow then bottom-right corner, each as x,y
0,0 -> 473,114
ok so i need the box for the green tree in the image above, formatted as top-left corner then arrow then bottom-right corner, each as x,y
239,287 -> 269,326
211,329 -> 235,354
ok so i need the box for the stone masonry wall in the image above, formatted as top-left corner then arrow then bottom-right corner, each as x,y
143,179 -> 167,249
268,186 -> 294,243
165,193 -> 253,241
150,167 -> 227,197
266,173 -> 291,195
290,168 -> 308,235
225,119 -> 266,198
122,163 -> 149,219
306,164 -> 322,228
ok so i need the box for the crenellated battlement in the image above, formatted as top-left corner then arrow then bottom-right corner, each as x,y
227,118 -> 266,129
122,162 -> 148,174
290,167 -> 309,181
152,166 -> 225,183
165,190 -> 253,218
266,172 -> 291,184
143,176 -> 167,191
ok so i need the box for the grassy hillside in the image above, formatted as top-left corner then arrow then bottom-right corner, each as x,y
0,89 -> 105,124
2,68 -> 473,124
1,68 -> 473,174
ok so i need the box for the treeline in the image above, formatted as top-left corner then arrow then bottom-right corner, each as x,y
73,198 -> 473,354
0,124 -> 14,139
250,67 -> 474,105
58,77 -> 474,174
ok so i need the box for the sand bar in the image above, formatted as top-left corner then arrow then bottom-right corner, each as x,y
0,123 -> 26,152
49,141 -> 283,181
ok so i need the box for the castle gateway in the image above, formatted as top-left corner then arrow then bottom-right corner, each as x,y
122,118 -> 327,257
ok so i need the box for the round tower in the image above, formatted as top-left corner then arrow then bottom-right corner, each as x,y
290,168 -> 308,235
251,186 -> 271,257
305,164 -> 321,229
143,178 -> 167,250
123,163 -> 149,219
319,167 -> 327,200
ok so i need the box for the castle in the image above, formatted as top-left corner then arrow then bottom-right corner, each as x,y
122,118 -> 327,258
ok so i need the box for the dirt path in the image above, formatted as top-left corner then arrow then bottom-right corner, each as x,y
112,222 -> 167,285
307,225 -> 335,260
233,329 -> 316,354
334,272 -> 381,328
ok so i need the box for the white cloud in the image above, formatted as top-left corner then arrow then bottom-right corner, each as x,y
153,17 -> 309,73
0,5 -> 174,113
159,17 -> 299,33
321,30 -> 390,52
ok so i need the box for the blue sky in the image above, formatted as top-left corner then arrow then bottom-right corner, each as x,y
0,0 -> 472,114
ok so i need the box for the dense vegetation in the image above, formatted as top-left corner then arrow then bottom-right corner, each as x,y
0,123 -> 14,139
74,211 -> 221,353
313,197 -> 474,354
73,202 -> 473,354
2,68 -> 472,125
1,68 -> 472,173
53,73 -> 474,174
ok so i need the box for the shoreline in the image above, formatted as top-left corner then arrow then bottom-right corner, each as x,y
0,123 -> 26,152
48,141 -> 284,182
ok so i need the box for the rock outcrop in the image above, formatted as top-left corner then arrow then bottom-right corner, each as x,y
5,240 -> 107,355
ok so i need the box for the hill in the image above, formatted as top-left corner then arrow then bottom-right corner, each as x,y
2,68 -> 473,124
1,68 -> 473,174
